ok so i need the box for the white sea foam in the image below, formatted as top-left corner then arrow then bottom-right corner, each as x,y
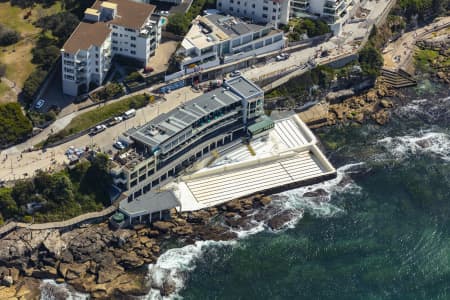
378,132 -> 450,161
143,240 -> 235,300
143,162 -> 364,298
40,279 -> 89,300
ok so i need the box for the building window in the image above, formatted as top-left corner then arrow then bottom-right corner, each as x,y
263,6 -> 268,11
112,32 -> 118,36
96,68 -> 98,72
218,2 -> 222,7
252,4 -> 255,8
112,25 -> 118,29
131,36 -> 136,40
119,34 -> 122,37
130,43 -> 136,48
112,46 -> 118,50
64,53 -> 70,58
131,50 -> 136,55
95,54 -> 98,58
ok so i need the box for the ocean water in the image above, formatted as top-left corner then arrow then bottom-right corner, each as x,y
155,84 -> 450,300
41,82 -> 450,299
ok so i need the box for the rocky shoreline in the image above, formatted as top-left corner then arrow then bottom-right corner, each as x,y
0,190 -> 337,299
327,81 -> 400,127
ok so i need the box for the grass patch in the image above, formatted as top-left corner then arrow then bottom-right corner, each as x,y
414,49 -> 439,72
0,2 -> 62,91
44,94 -> 150,145
0,80 -> 13,102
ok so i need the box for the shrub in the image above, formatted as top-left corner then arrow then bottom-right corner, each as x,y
91,83 -> 124,102
124,71 -> 143,83
22,68 -> 48,105
359,45 -> 384,77
35,12 -> 79,46
0,103 -> 33,147
0,24 -> 20,46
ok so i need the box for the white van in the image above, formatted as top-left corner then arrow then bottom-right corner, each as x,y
123,109 -> 136,119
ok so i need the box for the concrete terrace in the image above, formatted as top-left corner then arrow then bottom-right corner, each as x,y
171,114 -> 336,211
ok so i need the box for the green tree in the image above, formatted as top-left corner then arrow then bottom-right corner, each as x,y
22,68 -> 48,104
11,179 -> 36,206
0,188 -> 18,218
359,45 -> 384,77
0,25 -> 20,46
31,45 -> 60,69
81,153 -> 112,205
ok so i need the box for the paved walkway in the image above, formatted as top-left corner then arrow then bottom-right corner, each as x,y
382,17 -> 450,72
0,0 -> 395,183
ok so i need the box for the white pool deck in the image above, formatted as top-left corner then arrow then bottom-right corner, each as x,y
166,115 -> 337,212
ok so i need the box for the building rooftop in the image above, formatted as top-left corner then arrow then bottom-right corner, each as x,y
119,190 -> 180,216
126,76 -> 262,150
181,14 -> 271,51
92,0 -> 155,30
62,0 -> 156,54
63,22 -> 112,54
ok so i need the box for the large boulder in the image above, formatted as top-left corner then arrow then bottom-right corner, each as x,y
42,230 -> 65,258
97,264 -> 124,284
152,221 -> 175,233
117,252 -> 145,268
225,199 -> 243,212
267,210 -> 295,231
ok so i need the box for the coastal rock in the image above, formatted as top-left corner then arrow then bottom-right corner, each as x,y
97,264 -> 124,284
161,278 -> 177,296
371,109 -> 390,125
267,210 -> 295,231
31,266 -> 58,279
172,225 -> 193,236
259,196 -> 272,206
117,252 -> 145,268
303,189 -> 329,198
112,229 -> 135,247
225,199 -> 243,212
2,275 -> 13,287
42,230 -> 65,258
416,138 -> 432,149
380,99 -> 393,108
152,221 -> 175,233
187,211 -> 211,224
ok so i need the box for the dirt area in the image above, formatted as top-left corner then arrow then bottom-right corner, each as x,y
147,40 -> 179,74
0,2 -> 62,102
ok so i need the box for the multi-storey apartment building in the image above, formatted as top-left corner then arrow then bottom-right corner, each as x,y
61,0 -> 162,96
216,0 -> 290,25
111,76 -> 267,204
176,13 -> 285,73
291,0 -> 358,34
216,0 -> 359,35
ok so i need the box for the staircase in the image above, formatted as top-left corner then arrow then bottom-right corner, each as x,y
380,68 -> 417,88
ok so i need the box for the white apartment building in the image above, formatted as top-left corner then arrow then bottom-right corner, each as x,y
216,0 -> 290,25
176,14 -> 285,73
61,0 -> 162,96
291,0 -> 359,34
216,0 -> 359,35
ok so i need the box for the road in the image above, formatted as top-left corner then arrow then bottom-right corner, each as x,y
0,0 -> 395,182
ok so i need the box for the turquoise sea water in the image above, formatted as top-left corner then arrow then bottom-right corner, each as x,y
173,83 -> 450,300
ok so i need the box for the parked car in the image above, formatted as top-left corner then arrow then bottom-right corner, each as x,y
89,124 -> 107,136
35,99 -> 45,109
230,70 -> 241,77
276,53 -> 290,61
108,116 -> 123,127
113,141 -> 126,150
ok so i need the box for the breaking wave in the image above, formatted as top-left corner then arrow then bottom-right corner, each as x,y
143,162 -> 363,299
40,280 -> 89,300
143,240 -> 235,300
377,132 -> 450,161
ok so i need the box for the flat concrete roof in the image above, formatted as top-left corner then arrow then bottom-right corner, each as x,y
119,190 -> 179,217
127,76 -> 262,149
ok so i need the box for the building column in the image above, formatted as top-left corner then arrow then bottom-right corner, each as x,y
159,211 -> 162,220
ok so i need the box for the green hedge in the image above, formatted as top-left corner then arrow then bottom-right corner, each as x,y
0,103 -> 33,147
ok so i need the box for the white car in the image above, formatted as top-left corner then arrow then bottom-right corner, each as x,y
35,99 -> 45,109
230,70 -> 241,77
114,141 -> 126,150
